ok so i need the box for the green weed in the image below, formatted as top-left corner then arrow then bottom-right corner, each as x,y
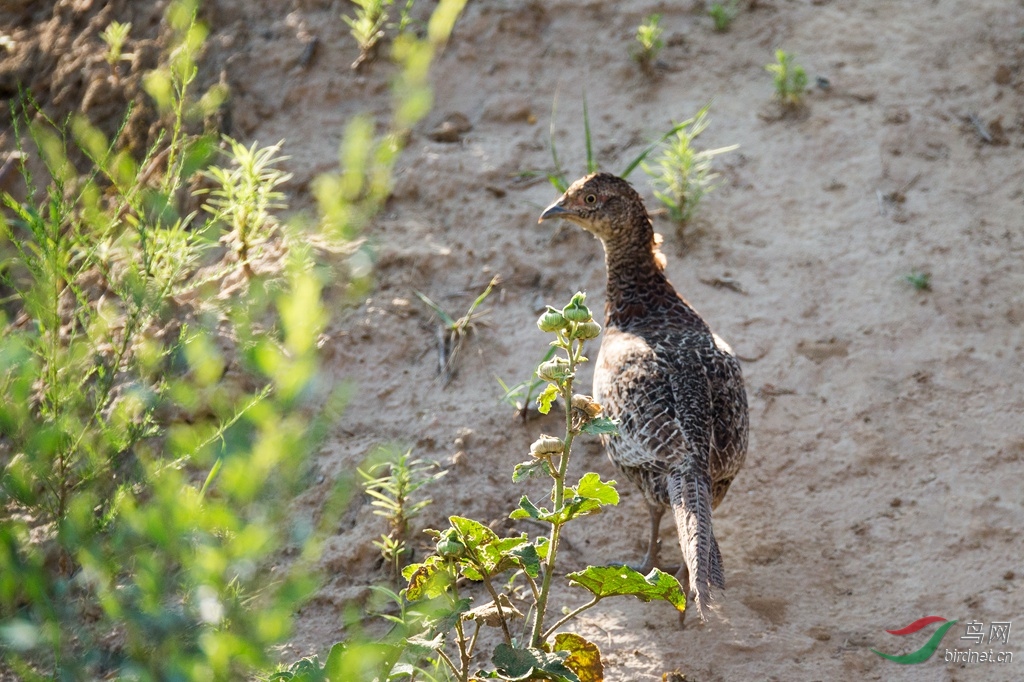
0,0 -> 468,678
541,93 -> 696,194
201,137 -> 292,279
344,0 -> 389,70
344,0 -> 422,71
708,1 -> 740,32
766,48 -> 808,109
633,14 -> 664,74
905,271 -> 931,291
416,275 -> 500,384
497,346 -> 558,422
100,21 -> 132,66
359,450 -> 448,578
642,103 -> 739,224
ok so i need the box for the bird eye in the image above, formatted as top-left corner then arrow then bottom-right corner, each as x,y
584,194 -> 597,204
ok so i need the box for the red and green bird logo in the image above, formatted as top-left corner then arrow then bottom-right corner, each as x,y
872,616 -> 959,664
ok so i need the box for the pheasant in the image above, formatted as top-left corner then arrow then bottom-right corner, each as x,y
539,172 -> 748,620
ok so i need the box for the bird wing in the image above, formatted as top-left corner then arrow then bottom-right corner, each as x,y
595,327 -> 714,473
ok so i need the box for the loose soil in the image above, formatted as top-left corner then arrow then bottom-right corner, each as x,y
4,1 -> 1023,680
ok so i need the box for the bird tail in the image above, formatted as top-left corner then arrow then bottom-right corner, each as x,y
668,464 -> 724,620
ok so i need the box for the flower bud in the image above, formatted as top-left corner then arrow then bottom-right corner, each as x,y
537,357 -> 572,383
537,306 -> 568,333
562,292 -> 592,323
436,529 -> 466,558
530,434 -> 564,457
569,320 -> 602,340
571,394 -> 603,419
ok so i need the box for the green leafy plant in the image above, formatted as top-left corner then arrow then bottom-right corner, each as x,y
415,275 -> 500,384
0,0 -> 468,678
708,1 -> 739,32
766,48 -> 808,109
100,20 -> 132,66
496,347 -> 557,422
201,137 -> 293,279
272,585 -> 451,681
344,0 -> 389,70
905,270 -> 931,291
0,3 -> 332,677
360,450 -> 448,578
395,292 -> 685,682
344,0 -> 421,71
642,103 -> 739,224
632,14 -> 664,74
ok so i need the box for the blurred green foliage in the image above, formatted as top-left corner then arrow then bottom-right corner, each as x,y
0,0 -> 466,679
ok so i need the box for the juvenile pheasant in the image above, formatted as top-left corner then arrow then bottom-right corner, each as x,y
539,173 -> 748,620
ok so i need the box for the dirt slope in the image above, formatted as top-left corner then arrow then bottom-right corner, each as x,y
7,0 -> 1023,679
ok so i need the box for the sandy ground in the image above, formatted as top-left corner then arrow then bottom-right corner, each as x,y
5,0 -> 1024,679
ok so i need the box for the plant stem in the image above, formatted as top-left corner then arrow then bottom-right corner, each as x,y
542,596 -> 601,640
530,337 -> 582,647
435,647 -> 461,681
478,572 -> 513,645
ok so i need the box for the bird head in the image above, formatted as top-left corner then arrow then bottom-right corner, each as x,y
537,172 -> 649,243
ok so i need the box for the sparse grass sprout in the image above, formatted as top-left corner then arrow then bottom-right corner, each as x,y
416,275 -> 500,383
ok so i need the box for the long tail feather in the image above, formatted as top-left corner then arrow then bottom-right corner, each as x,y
668,464 -> 723,620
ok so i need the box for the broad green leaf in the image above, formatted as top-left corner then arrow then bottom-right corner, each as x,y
580,417 -> 619,436
450,515 -> 499,550
537,383 -> 558,415
561,493 -> 602,521
477,534 -> 531,575
404,631 -> 445,655
509,541 -> 541,578
513,459 -> 550,482
509,495 -> 551,522
491,643 -> 581,682
510,491 -> 606,525
404,556 -> 453,601
553,633 -> 604,682
575,473 -> 618,506
323,642 -> 346,679
408,594 -> 471,632
566,565 -> 685,613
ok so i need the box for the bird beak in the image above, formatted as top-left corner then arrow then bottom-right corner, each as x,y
538,200 -> 569,223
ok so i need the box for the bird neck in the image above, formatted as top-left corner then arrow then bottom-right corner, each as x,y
601,221 -> 704,329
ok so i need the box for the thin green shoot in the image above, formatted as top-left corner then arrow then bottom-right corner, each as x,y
496,346 -> 558,422
415,275 -> 500,382
201,137 -> 292,279
344,0 -> 389,70
359,449 -> 447,578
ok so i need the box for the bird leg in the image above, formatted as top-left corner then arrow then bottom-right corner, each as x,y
675,564 -> 691,628
635,503 -> 665,574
